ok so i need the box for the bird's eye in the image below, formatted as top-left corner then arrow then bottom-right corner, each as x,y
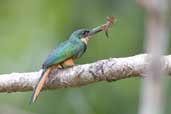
82,30 -> 89,35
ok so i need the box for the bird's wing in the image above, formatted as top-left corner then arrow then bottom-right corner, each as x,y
31,40 -> 85,103
42,40 -> 84,68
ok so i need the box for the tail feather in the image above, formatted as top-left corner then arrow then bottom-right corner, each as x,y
30,68 -> 51,103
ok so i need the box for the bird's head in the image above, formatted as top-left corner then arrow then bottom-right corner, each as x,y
70,26 -> 105,45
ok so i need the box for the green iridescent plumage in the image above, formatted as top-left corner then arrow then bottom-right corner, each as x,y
30,29 -> 90,103
42,29 -> 87,69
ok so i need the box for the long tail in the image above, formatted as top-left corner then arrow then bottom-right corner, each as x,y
30,68 -> 51,103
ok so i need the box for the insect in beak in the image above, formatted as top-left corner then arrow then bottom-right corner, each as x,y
88,16 -> 116,39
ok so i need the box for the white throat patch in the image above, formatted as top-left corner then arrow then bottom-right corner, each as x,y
81,37 -> 89,45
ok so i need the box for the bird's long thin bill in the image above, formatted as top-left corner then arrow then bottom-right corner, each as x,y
89,25 -> 109,39
89,26 -> 103,36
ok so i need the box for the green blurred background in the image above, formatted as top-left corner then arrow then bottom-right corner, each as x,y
0,0 -> 170,114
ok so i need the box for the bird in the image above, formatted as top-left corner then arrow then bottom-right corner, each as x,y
30,16 -> 115,103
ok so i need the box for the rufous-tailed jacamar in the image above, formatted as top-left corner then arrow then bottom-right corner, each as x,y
31,16 -> 115,103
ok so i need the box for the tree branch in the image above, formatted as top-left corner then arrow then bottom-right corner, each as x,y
0,54 -> 171,93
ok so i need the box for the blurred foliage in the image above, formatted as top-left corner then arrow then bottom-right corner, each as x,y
1,0 -> 168,114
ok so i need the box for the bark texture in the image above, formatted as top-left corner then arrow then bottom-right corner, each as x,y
0,54 -> 170,93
